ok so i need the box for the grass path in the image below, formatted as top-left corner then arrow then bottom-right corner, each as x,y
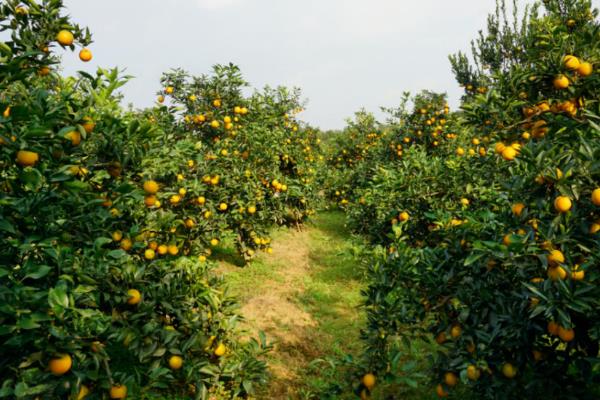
216,211 -> 367,399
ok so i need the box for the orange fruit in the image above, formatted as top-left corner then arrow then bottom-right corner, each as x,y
79,48 -> 92,62
591,188 -> 600,206
214,343 -> 226,356
143,180 -> 159,194
436,383 -> 448,397
466,365 -> 480,381
571,266 -> 585,281
144,195 -> 157,207
501,146 -> 517,161
49,354 -> 72,375
56,30 -> 74,46
548,266 -> 567,281
168,244 -> 179,256
558,326 -> 575,342
109,385 -> 127,399
502,363 -> 517,378
157,244 -> 168,255
578,62 -> 593,77
548,249 -> 565,265
16,150 -> 39,166
362,373 -> 376,390
435,332 -> 446,344
144,249 -> 156,260
512,203 -> 525,216
120,238 -> 133,251
444,372 -> 458,387
563,55 -> 580,70
81,117 -> 95,134
168,355 -> 183,370
553,74 -> 569,89
399,211 -> 410,221
77,385 -> 90,400
495,142 -> 506,154
450,324 -> 462,338
247,205 -> 257,214
547,321 -> 559,335
127,289 -> 141,305
554,196 -> 572,213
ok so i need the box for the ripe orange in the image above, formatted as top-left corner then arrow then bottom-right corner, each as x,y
77,385 -> 90,400
362,373 -> 376,390
436,383 -> 448,397
247,205 -> 257,214
578,61 -> 593,77
112,231 -> 123,242
444,372 -> 458,387
547,249 -> 565,265
214,343 -> 226,356
65,130 -> 82,146
49,354 -> 72,375
143,180 -> 159,194
495,142 -> 506,154
501,146 -> 517,161
120,238 -> 133,251
144,195 -> 157,207
450,324 -> 462,338
466,365 -> 480,381
501,363 -> 517,378
168,244 -> 179,256
571,265 -> 585,281
547,266 -> 567,281
591,188 -> 600,206
79,48 -> 92,62
554,196 -> 572,213
144,249 -> 156,260
16,150 -> 39,166
127,289 -> 141,305
512,203 -> 525,216
81,117 -> 95,134
56,30 -> 74,46
399,211 -> 410,221
109,385 -> 127,399
158,244 -> 168,255
547,321 -> 559,336
219,203 -> 228,211
558,326 -> 575,342
563,55 -> 580,70
553,74 -> 569,89
168,355 -> 183,370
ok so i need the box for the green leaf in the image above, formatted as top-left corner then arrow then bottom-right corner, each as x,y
48,285 -> 69,309
24,265 -> 51,280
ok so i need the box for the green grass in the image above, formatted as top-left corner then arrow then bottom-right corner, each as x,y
216,211 -> 440,399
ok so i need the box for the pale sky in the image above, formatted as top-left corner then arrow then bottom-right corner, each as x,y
58,0 -> 597,130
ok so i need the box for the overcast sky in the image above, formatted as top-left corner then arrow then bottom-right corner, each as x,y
59,0 -> 597,130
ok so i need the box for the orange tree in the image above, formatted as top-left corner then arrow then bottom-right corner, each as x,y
1,2 -> 269,399
352,0 -> 600,399
136,66 -> 320,262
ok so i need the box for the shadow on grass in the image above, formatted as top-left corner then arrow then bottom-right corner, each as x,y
211,244 -> 246,267
309,210 -> 352,242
